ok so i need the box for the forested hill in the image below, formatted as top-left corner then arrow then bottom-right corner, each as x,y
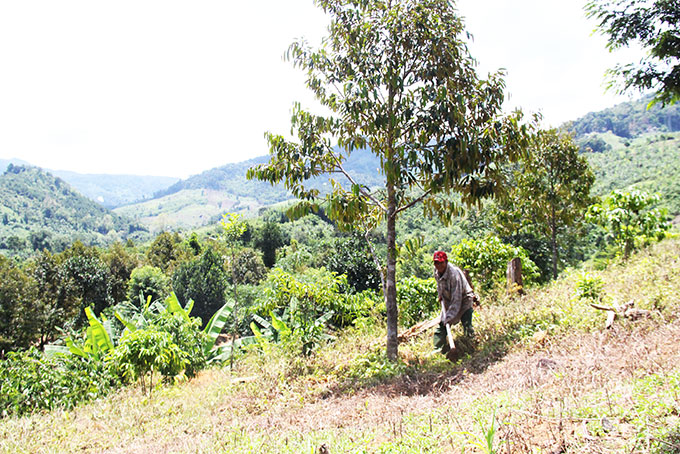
566,95 -> 680,139
50,170 -> 179,209
567,96 -> 680,216
0,165 -> 148,255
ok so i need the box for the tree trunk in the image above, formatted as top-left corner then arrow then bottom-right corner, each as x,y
506,257 -> 524,295
384,190 -> 399,361
550,207 -> 558,280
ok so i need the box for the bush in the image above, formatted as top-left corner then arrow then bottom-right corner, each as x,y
0,348 -> 118,418
255,267 -> 371,328
172,248 -> 228,327
148,311 -> 207,378
127,265 -> 170,305
109,328 -> 187,394
449,236 -> 540,292
397,276 -> 438,327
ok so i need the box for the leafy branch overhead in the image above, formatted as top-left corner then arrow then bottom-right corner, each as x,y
247,0 -> 533,360
248,0 -> 533,228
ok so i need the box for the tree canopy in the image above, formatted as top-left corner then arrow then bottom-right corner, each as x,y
586,0 -> 680,106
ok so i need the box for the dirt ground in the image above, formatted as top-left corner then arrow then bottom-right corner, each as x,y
237,317 -> 680,452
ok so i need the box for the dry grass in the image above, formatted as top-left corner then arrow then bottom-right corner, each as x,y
1,238 -> 680,453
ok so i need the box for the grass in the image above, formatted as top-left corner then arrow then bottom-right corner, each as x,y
2,238 -> 680,453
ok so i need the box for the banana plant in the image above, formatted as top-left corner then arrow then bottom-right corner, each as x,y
249,309 -> 335,355
45,307 -> 114,360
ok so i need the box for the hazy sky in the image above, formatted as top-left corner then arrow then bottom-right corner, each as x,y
0,1 -> 642,178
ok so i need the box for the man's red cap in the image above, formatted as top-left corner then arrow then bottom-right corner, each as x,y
433,251 -> 447,262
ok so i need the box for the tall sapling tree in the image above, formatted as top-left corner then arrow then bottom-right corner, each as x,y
248,0 -> 531,360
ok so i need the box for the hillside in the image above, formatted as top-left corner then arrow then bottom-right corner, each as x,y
118,149 -> 384,231
2,237 -> 679,453
1,159 -> 179,209
50,170 -> 179,209
566,94 -> 680,139
0,165 -> 148,254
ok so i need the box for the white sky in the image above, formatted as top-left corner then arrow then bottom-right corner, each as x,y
0,1 -> 643,178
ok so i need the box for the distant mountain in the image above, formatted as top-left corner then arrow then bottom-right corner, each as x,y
566,95 -> 680,139
51,170 -> 179,208
119,149 -> 385,232
0,158 -> 32,170
1,159 -> 179,209
0,165 -> 148,255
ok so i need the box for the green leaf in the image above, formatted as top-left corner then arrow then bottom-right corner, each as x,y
203,301 -> 234,356
85,306 -> 113,354
164,292 -> 191,322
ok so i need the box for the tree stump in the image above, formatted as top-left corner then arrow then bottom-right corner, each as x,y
506,257 -> 524,295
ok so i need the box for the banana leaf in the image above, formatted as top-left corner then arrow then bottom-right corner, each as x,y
164,292 -> 191,322
44,344 -> 70,357
84,307 -> 113,354
207,336 -> 256,364
270,311 -> 291,338
203,300 -> 234,356
114,310 -> 138,333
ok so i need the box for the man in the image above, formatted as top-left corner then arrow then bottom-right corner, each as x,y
433,251 -> 475,360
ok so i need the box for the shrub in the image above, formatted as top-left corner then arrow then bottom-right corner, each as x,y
255,267 -> 371,328
109,328 -> 187,394
0,348 -> 118,418
172,248 -> 229,327
148,311 -> 207,378
396,276 -> 438,327
127,265 -> 170,305
449,236 -> 540,292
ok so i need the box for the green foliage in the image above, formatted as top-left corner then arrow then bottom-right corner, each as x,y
256,267 -> 370,329
325,233 -> 382,293
229,248 -> 266,285
145,231 -> 190,274
102,242 -> 139,304
582,132 -> 680,216
396,235 -> 431,280
59,249 -> 116,328
457,407 -> 499,454
127,265 -> 170,305
0,255 -> 39,352
568,96 -> 680,139
108,328 -> 187,394
148,311 -> 207,378
248,0 -> 531,360
449,236 -> 540,292
574,272 -> 605,302
587,189 -> 670,259
172,248 -> 228,327
586,0 -> 680,106
396,277 -> 438,327
253,221 -> 285,268
0,165 -> 146,256
344,349 -> 407,385
0,347 -> 118,418
493,128 -> 595,279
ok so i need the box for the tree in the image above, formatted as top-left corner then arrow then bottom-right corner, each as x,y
587,189 -> 670,259
172,248 -> 228,327
253,221 -> 285,268
127,265 -> 170,305
0,256 -> 39,353
586,0 -> 680,106
325,233 -> 382,293
248,0 -> 530,359
494,129 -> 595,279
146,231 -> 190,274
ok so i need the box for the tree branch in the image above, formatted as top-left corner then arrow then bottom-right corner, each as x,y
395,189 -> 433,215
330,152 -> 388,213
